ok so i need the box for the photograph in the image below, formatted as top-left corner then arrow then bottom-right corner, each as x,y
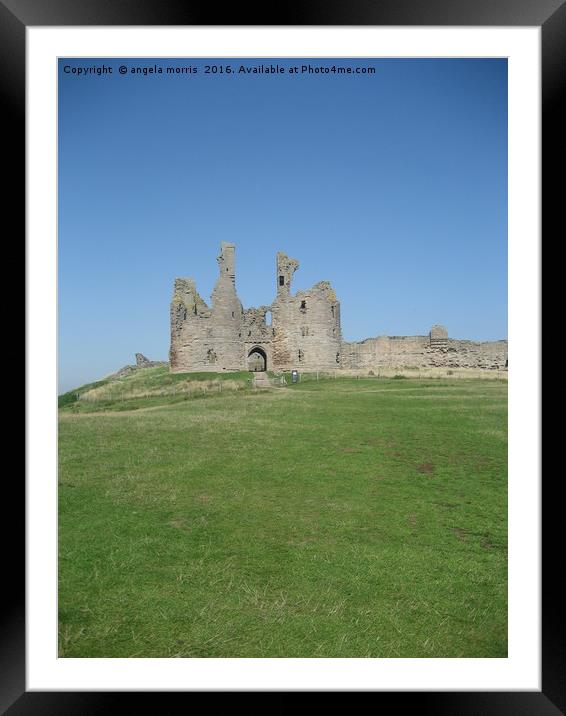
57,56 -> 509,659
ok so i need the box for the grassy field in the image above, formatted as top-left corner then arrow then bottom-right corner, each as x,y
58,368 -> 507,657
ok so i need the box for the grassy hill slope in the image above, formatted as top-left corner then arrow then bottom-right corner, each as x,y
59,366 -> 254,413
59,375 -> 507,658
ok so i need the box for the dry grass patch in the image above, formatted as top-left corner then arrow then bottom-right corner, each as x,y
79,378 -> 246,402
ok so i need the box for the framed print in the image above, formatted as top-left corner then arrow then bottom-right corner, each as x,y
6,0 -> 557,710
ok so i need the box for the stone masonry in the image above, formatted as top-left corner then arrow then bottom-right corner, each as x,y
170,243 -> 507,373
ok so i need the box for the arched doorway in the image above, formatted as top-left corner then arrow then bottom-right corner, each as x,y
248,347 -> 267,372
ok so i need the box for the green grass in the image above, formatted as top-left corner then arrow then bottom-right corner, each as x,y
59,372 -> 507,657
58,366 -> 254,412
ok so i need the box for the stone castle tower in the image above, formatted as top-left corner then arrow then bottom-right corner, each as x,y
170,243 -> 342,373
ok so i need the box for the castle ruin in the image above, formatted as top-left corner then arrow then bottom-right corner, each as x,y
170,243 -> 507,374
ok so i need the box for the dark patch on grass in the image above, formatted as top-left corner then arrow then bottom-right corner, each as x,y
416,462 -> 435,474
452,527 -> 468,541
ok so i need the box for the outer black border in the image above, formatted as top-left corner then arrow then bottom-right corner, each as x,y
8,0 -> 556,711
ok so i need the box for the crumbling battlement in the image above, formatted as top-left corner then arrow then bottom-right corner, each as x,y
170,244 -> 507,373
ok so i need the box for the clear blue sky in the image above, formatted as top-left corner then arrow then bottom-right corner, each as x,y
58,58 -> 507,392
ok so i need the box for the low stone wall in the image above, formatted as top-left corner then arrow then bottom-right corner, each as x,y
341,336 -> 507,371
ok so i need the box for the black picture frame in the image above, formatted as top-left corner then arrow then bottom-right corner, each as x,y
8,0 -> 554,711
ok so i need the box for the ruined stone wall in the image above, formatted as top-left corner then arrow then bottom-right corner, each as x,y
208,243 -> 245,370
242,306 -> 274,369
437,339 -> 508,369
271,279 -> 342,370
170,243 -> 244,372
113,354 -> 168,378
169,277 -> 213,372
341,327 -> 507,371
